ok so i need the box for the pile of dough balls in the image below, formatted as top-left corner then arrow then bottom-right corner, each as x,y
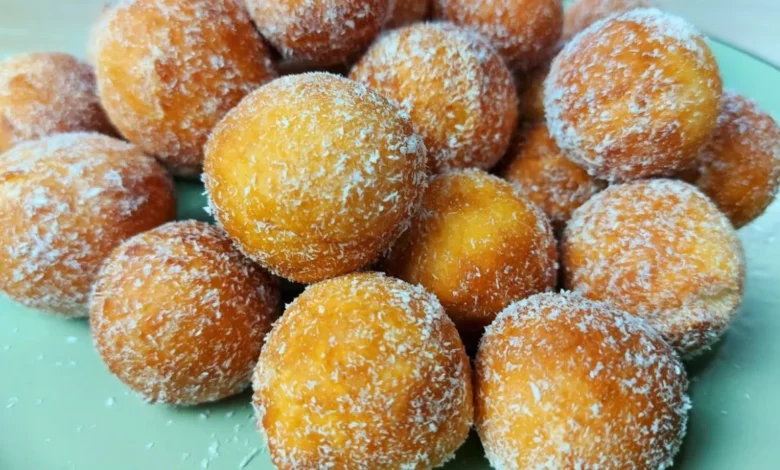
3,0 -> 778,467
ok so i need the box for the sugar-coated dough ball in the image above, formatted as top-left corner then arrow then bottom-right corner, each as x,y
434,0 -> 563,71
476,292 -> 690,470
205,73 -> 427,284
563,0 -> 652,40
351,23 -> 518,172
563,179 -> 745,356
91,221 -> 280,405
0,133 -> 175,317
95,0 -> 276,177
502,123 -> 605,231
0,52 -> 114,153
693,90 -> 780,228
385,169 -> 558,333
545,9 -> 722,182
386,0 -> 430,29
87,4 -> 115,65
253,272 -> 473,470
245,0 -> 392,66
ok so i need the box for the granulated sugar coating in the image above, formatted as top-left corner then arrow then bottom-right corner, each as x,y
386,0 -> 431,29
87,4 -> 115,65
0,133 -> 175,317
95,0 -> 276,177
245,0 -> 392,66
91,221 -> 280,405
692,90 -> 780,228
433,0 -> 563,71
385,169 -> 558,334
253,272 -> 473,470
0,52 -> 114,153
562,179 -> 745,357
502,123 -> 606,232
545,8 -> 722,182
351,22 -> 518,172
205,73 -> 427,284
476,292 -> 690,470
563,0 -> 652,40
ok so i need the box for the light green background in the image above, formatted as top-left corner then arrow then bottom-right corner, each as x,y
1,3 -> 780,469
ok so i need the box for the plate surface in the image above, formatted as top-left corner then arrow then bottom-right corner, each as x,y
1,2 -> 780,469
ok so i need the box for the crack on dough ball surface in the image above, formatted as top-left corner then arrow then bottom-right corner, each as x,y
351,22 -> 518,172
0,133 -> 176,317
385,169 -> 558,333
433,0 -> 563,71
91,220 -> 280,405
545,8 -> 722,182
476,292 -> 690,470
253,272 -> 473,470
562,179 -> 745,356
0,52 -> 114,153
205,73 -> 427,284
94,0 -> 277,177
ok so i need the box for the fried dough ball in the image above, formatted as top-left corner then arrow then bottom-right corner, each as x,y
205,73 -> 427,284
476,292 -> 690,470
385,169 -> 558,333
245,0 -> 392,66
545,9 -> 722,182
562,179 -> 745,356
691,91 -> 780,228
433,0 -> 563,71
502,123 -> 605,231
351,23 -> 518,172
91,221 -> 280,405
94,0 -> 276,177
0,52 -> 114,153
386,0 -> 431,29
253,272 -> 473,470
87,4 -> 115,65
563,0 -> 652,40
0,133 -> 176,317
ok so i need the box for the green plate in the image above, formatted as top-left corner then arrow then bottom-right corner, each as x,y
2,3 -> 779,469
